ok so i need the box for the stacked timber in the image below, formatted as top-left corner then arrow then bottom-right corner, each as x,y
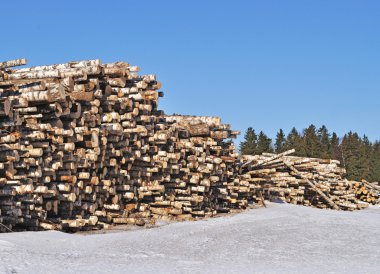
0,58 -> 243,232
0,58 -> 164,231
145,115 -> 241,221
240,152 -> 380,210
1,57 -> 379,233
353,180 -> 380,205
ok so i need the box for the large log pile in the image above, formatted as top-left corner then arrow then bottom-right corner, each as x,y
0,57 -> 379,233
0,58 -> 243,232
0,58 -> 166,231
240,153 -> 380,210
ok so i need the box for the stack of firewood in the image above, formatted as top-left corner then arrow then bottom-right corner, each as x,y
353,181 -> 380,205
144,115 -> 240,221
0,58 -> 165,231
240,152 -> 380,210
0,58 -> 244,232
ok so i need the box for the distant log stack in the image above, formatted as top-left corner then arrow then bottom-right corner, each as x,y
240,152 -> 380,210
353,180 -> 380,205
0,58 -> 379,233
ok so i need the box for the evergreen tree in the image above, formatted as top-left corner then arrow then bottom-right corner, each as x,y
369,141 -> 380,182
340,132 -> 367,181
361,135 -> 373,180
318,125 -> 330,159
303,124 -> 321,158
239,127 -> 257,155
284,127 -> 306,156
329,132 -> 342,162
256,131 -> 273,154
275,129 -> 286,153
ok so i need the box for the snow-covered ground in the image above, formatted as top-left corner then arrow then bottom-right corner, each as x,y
1,203 -> 379,274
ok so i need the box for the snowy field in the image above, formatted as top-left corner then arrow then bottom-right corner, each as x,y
1,203 -> 379,274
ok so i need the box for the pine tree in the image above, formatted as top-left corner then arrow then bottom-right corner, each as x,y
318,125 -> 330,159
303,124 -> 321,158
284,127 -> 306,156
256,131 -> 273,154
275,129 -> 286,153
239,127 -> 257,155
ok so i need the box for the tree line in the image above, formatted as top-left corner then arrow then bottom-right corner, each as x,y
239,125 -> 380,182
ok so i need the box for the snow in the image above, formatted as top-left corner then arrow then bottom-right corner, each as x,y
1,203 -> 379,274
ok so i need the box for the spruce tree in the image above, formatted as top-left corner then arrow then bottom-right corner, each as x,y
369,141 -> 380,182
239,127 -> 257,155
303,124 -> 321,158
318,125 -> 330,159
329,132 -> 342,162
256,131 -> 273,154
275,129 -> 286,153
284,127 -> 306,156
361,135 -> 373,180
340,132 -> 367,181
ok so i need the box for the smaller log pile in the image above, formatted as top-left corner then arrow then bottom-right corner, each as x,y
240,151 -> 380,210
353,180 -> 380,205
144,115 -> 241,221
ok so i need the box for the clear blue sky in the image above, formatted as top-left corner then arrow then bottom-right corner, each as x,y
1,0 -> 379,143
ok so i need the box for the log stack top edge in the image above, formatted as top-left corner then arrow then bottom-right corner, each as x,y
0,58 -> 27,69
